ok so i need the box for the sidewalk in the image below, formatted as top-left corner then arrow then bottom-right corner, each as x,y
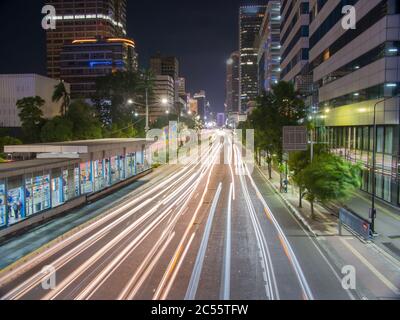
263,167 -> 339,237
343,191 -> 400,259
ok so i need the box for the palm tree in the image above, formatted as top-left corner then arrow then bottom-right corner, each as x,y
52,81 -> 71,117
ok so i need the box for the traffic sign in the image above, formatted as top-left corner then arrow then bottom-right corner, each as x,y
283,126 -> 308,152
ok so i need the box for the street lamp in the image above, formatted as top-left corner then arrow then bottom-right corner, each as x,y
127,96 -> 170,134
370,93 -> 400,234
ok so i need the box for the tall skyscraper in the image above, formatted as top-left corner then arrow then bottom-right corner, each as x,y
226,51 -> 240,114
60,37 -> 138,99
310,0 -> 400,206
45,0 -> 127,79
257,0 -> 281,93
280,0 -> 311,93
239,5 -> 267,112
150,54 -> 180,109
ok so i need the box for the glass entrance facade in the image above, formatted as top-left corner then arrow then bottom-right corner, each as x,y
318,125 -> 399,206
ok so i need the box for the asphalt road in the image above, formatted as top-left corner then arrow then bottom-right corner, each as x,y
0,131 -> 357,300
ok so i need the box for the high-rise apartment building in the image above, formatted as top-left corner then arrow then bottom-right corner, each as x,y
280,0 -> 311,93
194,91 -> 207,121
45,0 -> 127,79
60,37 -> 138,99
239,5 -> 267,112
150,75 -> 175,121
226,51 -> 240,114
150,55 -> 179,82
311,0 -> 400,206
150,54 -> 180,110
257,1 -> 281,93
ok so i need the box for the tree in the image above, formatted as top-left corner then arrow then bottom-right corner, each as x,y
245,81 -> 306,179
0,136 -> 22,159
41,116 -> 73,142
299,154 -> 362,219
16,96 -> 46,143
66,100 -> 102,140
92,71 -> 141,126
102,122 -> 139,139
52,81 -> 71,117
288,144 -> 328,208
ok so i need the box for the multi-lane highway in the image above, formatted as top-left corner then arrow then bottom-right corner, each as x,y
0,131 -> 366,300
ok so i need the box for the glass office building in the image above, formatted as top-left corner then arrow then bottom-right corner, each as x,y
46,0 -> 127,79
310,0 -> 400,206
60,37 -> 138,99
239,5 -> 267,112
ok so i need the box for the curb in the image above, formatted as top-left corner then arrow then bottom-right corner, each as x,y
257,166 -> 318,238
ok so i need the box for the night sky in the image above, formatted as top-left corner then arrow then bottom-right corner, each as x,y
0,0 -> 264,113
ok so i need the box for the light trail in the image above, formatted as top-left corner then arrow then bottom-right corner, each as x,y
49,144 -> 222,300
235,144 -> 279,300
153,144 -> 222,300
1,138 -> 220,300
221,182 -> 233,300
185,182 -> 223,300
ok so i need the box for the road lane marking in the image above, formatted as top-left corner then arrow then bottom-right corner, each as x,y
221,183 -> 233,300
234,145 -> 278,300
238,145 -> 313,300
256,165 -> 356,300
185,183 -> 223,300
340,238 -> 400,295
161,232 -> 196,300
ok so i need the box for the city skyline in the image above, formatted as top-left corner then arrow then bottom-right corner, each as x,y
0,0 -> 400,308
0,0 -> 266,113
